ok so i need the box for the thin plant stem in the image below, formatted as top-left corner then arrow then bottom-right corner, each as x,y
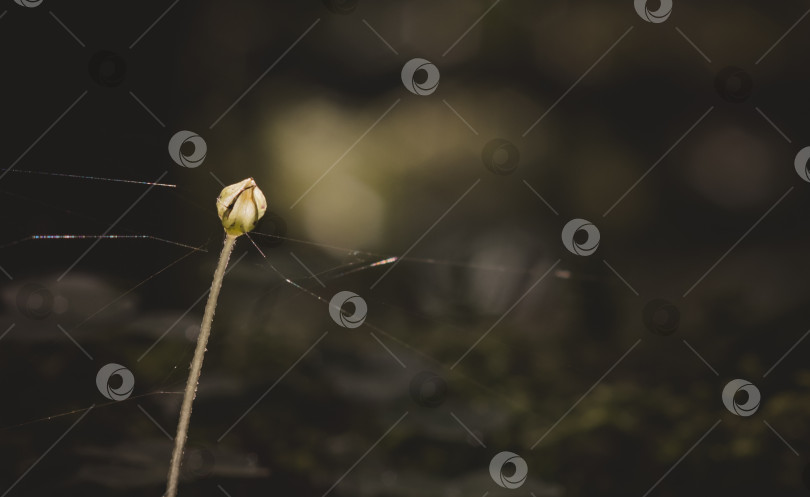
165,233 -> 237,497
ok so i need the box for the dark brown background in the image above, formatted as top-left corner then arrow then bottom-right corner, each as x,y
1,1 -> 809,495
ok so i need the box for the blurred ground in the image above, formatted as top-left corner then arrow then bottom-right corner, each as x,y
2,1 -> 810,496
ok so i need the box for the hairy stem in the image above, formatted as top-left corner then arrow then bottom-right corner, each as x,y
165,234 -> 237,497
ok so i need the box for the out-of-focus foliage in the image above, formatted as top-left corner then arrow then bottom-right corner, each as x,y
2,1 -> 810,496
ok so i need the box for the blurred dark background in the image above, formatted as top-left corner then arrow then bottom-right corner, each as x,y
2,0 -> 810,495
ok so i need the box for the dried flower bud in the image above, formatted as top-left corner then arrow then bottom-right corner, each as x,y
216,178 -> 267,236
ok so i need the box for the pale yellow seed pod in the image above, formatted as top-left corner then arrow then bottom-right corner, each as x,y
216,178 -> 267,236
